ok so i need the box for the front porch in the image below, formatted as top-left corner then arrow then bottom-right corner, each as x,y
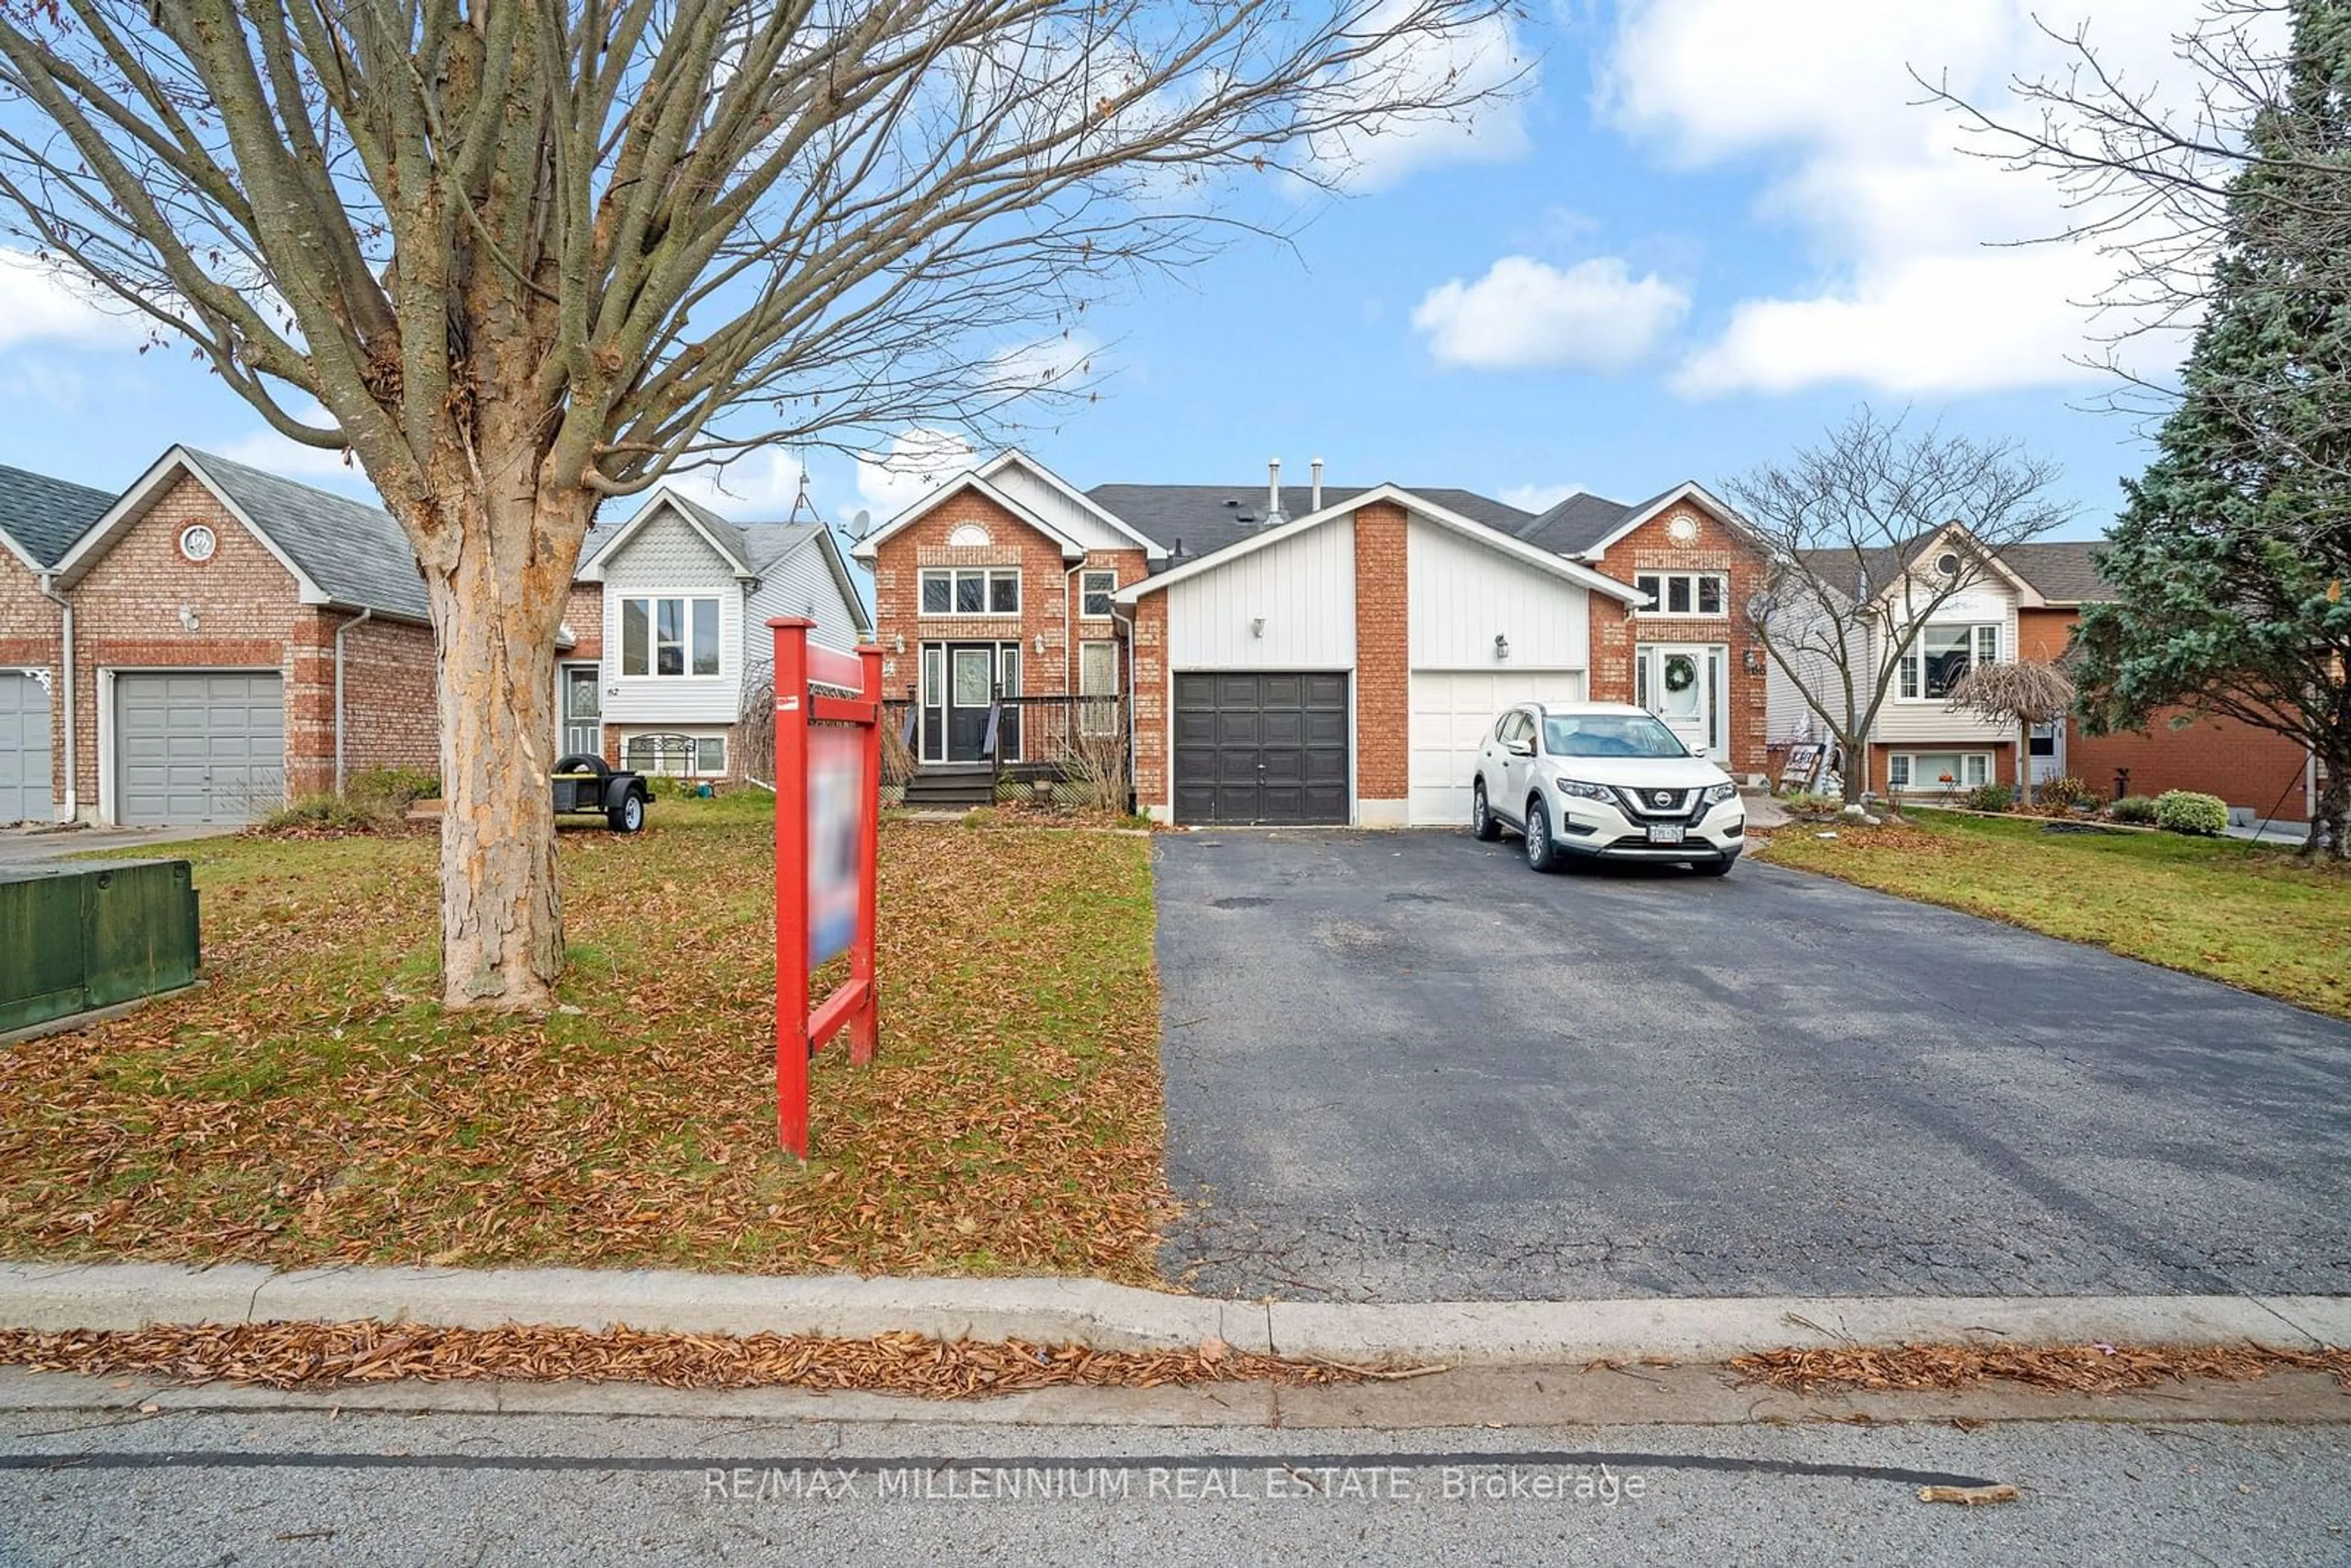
887,692 -> 1131,812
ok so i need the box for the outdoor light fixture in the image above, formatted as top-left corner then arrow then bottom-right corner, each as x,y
1494,632 -> 1510,661
1251,617 -> 1265,639
1032,633 -> 1046,656
1744,647 -> 1764,675
891,633 -> 905,655
177,604 -> 200,632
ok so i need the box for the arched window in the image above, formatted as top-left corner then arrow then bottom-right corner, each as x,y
947,522 -> 991,547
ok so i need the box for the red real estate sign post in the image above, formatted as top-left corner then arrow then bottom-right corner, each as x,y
770,615 -> 882,1157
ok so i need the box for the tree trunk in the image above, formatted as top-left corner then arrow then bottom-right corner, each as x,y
2018,718 -> 2036,809
2306,757 -> 2349,860
421,476 -> 591,1010
1835,732 -> 1868,809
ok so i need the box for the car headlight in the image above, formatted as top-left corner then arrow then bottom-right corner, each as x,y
1702,782 -> 1739,805
1554,778 -> 1612,801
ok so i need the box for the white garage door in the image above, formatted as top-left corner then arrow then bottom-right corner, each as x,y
1408,668 -> 1586,826
0,671 -> 50,825
114,670 -> 286,826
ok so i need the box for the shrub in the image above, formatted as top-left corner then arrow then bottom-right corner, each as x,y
2153,789 -> 2229,837
2036,775 -> 2097,811
2109,795 -> 2160,824
1965,782 -> 2015,813
250,792 -> 408,837
346,765 -> 438,806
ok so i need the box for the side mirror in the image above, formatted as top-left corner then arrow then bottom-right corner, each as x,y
1507,738 -> 1535,757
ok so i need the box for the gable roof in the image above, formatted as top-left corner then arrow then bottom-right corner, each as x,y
0,462 -> 114,572
1515,481 -> 1752,562
1087,483 -> 1532,570
738,521 -> 874,633
579,488 -> 757,580
1112,484 -> 1648,606
1793,522 -> 2045,609
978,450 -> 1166,559
2000,540 -> 2112,604
53,446 -> 429,620
847,469 -> 1090,563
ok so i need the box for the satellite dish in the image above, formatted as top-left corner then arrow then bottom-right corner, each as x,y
851,508 -> 872,539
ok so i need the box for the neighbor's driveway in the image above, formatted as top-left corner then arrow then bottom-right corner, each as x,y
0,825 -> 231,867
1153,830 -> 2351,1302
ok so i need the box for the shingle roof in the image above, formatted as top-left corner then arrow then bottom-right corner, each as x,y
1510,490 -> 1637,556
182,449 -> 430,621
0,462 -> 114,568
1086,484 -> 1532,569
2001,540 -> 2113,603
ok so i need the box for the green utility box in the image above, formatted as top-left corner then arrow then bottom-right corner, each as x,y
0,860 -> 200,1035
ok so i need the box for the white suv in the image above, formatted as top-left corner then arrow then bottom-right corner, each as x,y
1471,702 -> 1746,876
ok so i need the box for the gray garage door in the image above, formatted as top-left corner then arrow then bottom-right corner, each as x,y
114,671 -> 285,826
1172,672 -> 1349,825
0,672 -> 50,825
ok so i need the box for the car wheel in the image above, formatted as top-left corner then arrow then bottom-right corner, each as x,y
1694,856 -> 1733,877
1471,780 -> 1500,841
1523,796 -> 1559,873
609,793 -> 646,833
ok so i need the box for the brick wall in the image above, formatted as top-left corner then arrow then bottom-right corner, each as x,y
1868,740 -> 2023,796
2017,604 -> 2311,810
869,485 -> 1146,705
1352,500 -> 1409,810
65,468 -> 440,815
1584,500 -> 1772,775
563,582 -> 604,660
0,550 -> 63,808
1131,591 -> 1169,812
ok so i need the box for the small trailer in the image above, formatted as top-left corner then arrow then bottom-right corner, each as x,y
551,754 -> 651,832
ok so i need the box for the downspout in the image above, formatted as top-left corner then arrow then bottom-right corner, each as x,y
334,607 -> 373,795
36,574 -> 73,822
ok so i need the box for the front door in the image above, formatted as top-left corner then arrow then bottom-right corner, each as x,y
1638,643 -> 1724,762
2030,721 -> 2065,786
947,646 -> 994,760
560,664 -> 601,759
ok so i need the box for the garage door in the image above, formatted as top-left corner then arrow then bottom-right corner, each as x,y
114,671 -> 285,826
0,672 -> 50,825
1409,669 -> 1587,825
1172,672 -> 1349,825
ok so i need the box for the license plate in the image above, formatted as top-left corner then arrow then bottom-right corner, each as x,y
1646,824 -> 1685,844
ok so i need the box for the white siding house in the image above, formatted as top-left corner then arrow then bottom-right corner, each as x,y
573,489 -> 871,776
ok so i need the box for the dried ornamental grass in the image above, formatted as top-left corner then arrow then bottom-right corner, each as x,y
0,1321 -> 1365,1398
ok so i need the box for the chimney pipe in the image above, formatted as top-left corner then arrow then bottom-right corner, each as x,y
1267,458 -> 1282,525
1310,457 -> 1324,512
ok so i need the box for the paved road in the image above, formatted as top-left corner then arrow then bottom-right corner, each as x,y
4,1404 -> 2347,1566
1154,831 -> 2351,1302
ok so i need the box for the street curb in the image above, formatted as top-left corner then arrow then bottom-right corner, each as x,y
0,1264 -> 2343,1363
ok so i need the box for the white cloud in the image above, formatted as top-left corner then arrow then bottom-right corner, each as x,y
853,429 -> 978,519
664,449 -> 813,516
1412,256 -> 1689,372
1601,0 -> 2214,398
1304,2 -> 1532,192
1498,481 -> 1584,514
0,249 -> 148,350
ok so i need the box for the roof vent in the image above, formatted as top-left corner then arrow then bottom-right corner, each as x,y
1263,459 -> 1285,528
1222,498 -> 1239,508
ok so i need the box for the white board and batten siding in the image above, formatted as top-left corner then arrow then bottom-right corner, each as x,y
1404,517 -> 1590,826
743,533 -> 862,662
988,461 -> 1146,557
1870,585 -> 2017,746
1163,521 -> 1355,670
598,505 -> 747,726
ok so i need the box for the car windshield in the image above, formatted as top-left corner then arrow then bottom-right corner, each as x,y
1542,714 -> 1690,759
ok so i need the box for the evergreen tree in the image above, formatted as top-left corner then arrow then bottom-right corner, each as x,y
2075,0 -> 2351,855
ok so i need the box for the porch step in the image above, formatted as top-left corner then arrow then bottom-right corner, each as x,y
902,767 -> 996,808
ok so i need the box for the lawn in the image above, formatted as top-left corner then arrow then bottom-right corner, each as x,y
1756,810 -> 2351,1019
0,792 -> 1170,1283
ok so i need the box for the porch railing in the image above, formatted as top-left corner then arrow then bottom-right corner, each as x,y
882,689 -> 1130,808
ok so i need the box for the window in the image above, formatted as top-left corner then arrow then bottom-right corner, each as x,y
1889,751 -> 1992,792
620,597 -> 720,677
918,568 -> 1019,617
1542,713 -> 1690,759
1496,710 -> 1535,749
626,734 -> 726,775
1078,640 -> 1119,734
1899,623 -> 2001,700
1080,569 -> 1117,618
1633,571 -> 1729,617
947,523 -> 992,547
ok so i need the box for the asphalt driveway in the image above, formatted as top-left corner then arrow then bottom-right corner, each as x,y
1153,830 -> 2351,1302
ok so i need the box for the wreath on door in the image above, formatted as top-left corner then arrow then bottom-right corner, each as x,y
1663,653 -> 1698,694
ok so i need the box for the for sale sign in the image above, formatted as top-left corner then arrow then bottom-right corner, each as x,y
807,723 -> 862,967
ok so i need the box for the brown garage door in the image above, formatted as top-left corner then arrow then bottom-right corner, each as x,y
1172,672 -> 1349,825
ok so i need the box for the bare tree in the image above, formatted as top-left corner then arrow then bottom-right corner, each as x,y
0,0 -> 1519,1008
1727,409 -> 2074,809
1945,660 -> 2077,809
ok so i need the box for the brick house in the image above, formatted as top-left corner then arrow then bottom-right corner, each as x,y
45,446 -> 440,826
1,463 -> 116,824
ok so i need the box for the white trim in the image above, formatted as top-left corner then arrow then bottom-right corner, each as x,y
1866,521 -> 2045,609
1078,568 -> 1118,620
1575,481 -> 1755,563
975,450 -> 1168,560
1631,569 -> 1731,618
577,489 -> 752,582
1886,749 -> 1997,793
917,565 -> 1022,620
1116,484 -> 1648,606
53,446 -> 330,604
847,470 -> 1089,563
1894,621 -> 2002,703
0,525 -> 48,576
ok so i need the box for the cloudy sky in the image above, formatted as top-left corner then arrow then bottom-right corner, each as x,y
0,2 -> 2214,541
